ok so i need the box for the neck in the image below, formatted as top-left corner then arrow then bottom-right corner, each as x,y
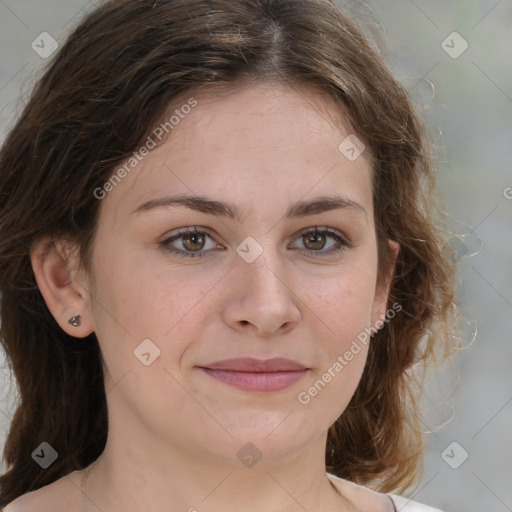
75,433 -> 349,512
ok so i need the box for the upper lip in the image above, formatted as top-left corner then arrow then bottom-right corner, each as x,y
199,357 -> 307,372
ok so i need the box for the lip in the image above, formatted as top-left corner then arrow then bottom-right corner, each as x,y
198,357 -> 309,392
200,357 -> 307,372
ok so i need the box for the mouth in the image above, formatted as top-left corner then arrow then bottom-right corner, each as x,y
197,357 -> 310,392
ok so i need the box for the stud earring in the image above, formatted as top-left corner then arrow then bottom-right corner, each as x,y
68,314 -> 82,327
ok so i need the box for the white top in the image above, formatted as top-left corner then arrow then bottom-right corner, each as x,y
389,494 -> 444,511
326,472 -> 443,512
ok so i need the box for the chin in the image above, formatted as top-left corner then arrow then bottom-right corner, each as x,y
195,416 -> 316,463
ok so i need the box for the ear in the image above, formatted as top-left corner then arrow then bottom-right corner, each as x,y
370,239 -> 400,329
30,235 -> 95,338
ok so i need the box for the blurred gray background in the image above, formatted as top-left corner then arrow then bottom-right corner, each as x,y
0,1 -> 511,511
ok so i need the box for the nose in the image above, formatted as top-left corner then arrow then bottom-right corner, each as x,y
222,249 -> 301,337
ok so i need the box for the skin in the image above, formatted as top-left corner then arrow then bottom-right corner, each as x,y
16,82 -> 398,512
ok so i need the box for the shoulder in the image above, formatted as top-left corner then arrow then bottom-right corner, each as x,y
389,494 -> 445,512
327,473 -> 395,510
3,492 -> 38,512
327,472 -> 444,512
3,489 -> 45,512
2,470 -> 83,512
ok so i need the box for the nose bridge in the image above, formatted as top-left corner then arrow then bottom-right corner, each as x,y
225,237 -> 301,334
238,238 -> 289,298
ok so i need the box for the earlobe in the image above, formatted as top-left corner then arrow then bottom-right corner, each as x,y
30,236 -> 94,338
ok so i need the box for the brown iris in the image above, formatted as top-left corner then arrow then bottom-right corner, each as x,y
303,229 -> 326,251
182,231 -> 206,252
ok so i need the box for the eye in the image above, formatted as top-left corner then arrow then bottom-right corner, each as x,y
159,225 -> 351,259
290,226 -> 351,256
159,226 -> 220,258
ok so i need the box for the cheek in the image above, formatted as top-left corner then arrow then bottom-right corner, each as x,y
298,259 -> 377,408
307,259 -> 378,338
296,343 -> 370,433
294,265 -> 376,425
89,249 -> 218,377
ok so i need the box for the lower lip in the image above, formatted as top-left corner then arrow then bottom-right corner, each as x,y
200,368 -> 308,392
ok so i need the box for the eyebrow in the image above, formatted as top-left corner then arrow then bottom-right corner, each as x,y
130,193 -> 367,223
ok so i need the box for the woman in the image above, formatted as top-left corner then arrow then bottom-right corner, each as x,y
0,0 -> 456,510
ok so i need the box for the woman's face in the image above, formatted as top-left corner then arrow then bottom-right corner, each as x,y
85,82 -> 394,466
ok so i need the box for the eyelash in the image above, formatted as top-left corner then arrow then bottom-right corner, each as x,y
159,226 -> 352,259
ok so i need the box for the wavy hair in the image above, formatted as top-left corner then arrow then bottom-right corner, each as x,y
0,0 -> 456,505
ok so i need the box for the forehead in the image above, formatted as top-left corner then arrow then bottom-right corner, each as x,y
167,81 -> 360,150
100,82 -> 373,222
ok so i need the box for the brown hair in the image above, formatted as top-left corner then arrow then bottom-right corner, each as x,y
0,0 -> 456,505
